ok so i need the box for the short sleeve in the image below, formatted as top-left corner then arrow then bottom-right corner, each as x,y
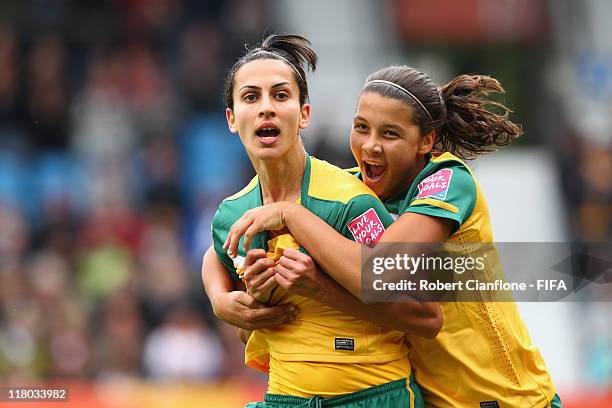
404,165 -> 476,232
211,205 -> 241,281
339,195 -> 394,246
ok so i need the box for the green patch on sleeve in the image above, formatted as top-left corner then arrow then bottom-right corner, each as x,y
404,164 -> 476,233
211,204 -> 241,281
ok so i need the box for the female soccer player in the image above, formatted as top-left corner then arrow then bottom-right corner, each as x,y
223,65 -> 563,408
203,34 -> 432,407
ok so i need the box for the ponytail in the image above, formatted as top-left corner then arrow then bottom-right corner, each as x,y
438,75 -> 522,160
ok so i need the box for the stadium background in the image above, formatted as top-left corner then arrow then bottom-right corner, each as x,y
0,0 -> 610,406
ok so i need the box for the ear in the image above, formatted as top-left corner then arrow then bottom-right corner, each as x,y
226,108 -> 238,133
298,103 -> 311,129
418,130 -> 435,154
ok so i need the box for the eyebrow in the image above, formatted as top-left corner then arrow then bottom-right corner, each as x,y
239,82 -> 292,92
383,123 -> 404,131
353,116 -> 404,130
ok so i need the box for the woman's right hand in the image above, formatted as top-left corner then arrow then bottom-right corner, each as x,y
211,290 -> 297,331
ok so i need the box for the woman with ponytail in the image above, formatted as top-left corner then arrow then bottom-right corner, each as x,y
204,37 -> 430,407
223,65 -> 562,407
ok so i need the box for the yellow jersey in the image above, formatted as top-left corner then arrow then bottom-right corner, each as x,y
212,155 -> 411,398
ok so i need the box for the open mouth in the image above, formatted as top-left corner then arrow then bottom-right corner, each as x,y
363,161 -> 385,182
256,123 -> 280,145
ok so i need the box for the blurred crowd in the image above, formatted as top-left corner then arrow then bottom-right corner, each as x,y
0,0 -> 610,389
0,0 -> 270,382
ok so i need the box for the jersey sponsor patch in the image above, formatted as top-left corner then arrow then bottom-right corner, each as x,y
479,401 -> 500,408
347,208 -> 385,246
335,338 -> 355,351
416,168 -> 453,200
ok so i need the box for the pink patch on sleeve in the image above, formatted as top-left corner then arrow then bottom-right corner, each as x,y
347,208 -> 385,247
416,168 -> 454,200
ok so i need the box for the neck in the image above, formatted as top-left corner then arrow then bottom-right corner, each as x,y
410,155 -> 429,184
384,154 -> 429,200
253,145 -> 307,204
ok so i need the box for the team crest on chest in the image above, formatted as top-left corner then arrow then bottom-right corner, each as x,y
416,168 -> 453,200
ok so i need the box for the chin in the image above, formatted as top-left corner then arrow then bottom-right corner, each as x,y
252,146 -> 285,161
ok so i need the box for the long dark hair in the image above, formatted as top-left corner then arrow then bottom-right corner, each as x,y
363,66 -> 522,160
224,34 -> 317,110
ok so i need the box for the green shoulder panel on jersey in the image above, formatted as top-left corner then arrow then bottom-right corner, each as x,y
211,176 -> 263,281
225,175 -> 259,201
400,152 -> 477,233
216,174 -> 262,224
211,205 -> 237,279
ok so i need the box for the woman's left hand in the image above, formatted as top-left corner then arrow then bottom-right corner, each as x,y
224,202 -> 297,258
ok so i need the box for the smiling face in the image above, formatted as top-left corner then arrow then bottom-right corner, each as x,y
226,58 -> 310,162
350,92 -> 434,199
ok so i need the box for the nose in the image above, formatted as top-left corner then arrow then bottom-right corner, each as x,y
259,94 -> 275,117
362,134 -> 382,155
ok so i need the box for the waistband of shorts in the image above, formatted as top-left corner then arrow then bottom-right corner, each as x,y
263,378 -> 408,407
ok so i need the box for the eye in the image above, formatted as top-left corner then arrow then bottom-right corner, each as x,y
243,93 -> 258,103
383,130 -> 399,138
353,122 -> 368,132
274,91 -> 289,101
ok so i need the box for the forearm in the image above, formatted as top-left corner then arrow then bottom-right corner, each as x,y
202,247 -> 249,317
316,273 -> 442,338
283,203 -> 362,297
202,246 -> 233,316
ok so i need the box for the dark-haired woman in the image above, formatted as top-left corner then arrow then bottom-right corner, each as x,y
203,36 -> 431,407
224,65 -> 562,408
